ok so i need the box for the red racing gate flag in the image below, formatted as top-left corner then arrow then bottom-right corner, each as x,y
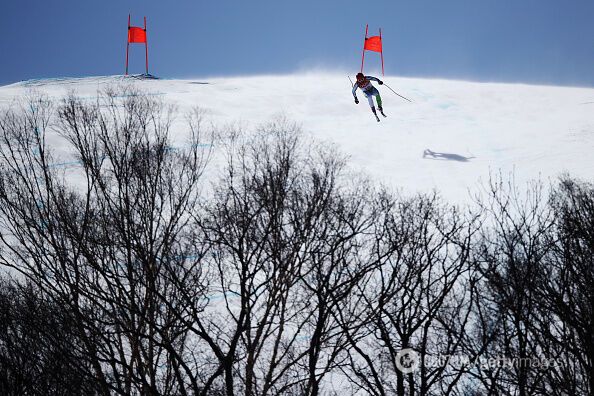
125,15 -> 149,75
128,27 -> 147,44
364,35 -> 382,53
360,24 -> 384,76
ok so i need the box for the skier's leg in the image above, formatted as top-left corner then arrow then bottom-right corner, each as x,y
376,93 -> 383,111
370,106 -> 380,122
375,94 -> 386,117
366,93 -> 380,121
371,88 -> 386,117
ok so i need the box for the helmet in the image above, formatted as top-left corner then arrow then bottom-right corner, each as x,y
356,72 -> 365,81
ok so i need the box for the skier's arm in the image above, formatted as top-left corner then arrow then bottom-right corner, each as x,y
352,84 -> 359,103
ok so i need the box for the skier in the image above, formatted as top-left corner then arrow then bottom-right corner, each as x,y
352,72 -> 386,122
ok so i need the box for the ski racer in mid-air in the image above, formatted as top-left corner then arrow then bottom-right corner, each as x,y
352,72 -> 386,122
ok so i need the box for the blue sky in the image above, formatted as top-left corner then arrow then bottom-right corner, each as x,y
1,0 -> 593,86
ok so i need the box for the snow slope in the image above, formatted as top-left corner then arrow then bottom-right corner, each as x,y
1,73 -> 593,203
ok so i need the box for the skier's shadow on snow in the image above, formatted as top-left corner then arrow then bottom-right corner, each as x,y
423,149 -> 475,162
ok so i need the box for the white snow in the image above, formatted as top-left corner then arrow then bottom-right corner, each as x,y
1,73 -> 593,203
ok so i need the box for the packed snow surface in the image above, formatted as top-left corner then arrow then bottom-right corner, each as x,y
1,73 -> 593,203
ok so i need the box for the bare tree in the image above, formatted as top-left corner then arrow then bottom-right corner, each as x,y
0,88 -> 211,395
0,277 -> 99,395
471,176 -> 555,396
535,176 -> 594,395
2,90 -> 594,396
339,191 -> 479,396
184,119 -> 377,395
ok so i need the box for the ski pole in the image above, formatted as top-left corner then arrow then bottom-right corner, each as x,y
348,76 -> 354,87
383,83 -> 413,103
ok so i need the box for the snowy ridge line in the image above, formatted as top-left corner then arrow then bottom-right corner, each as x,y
12,75 -> 127,88
74,91 -> 167,101
2,74 -> 161,89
